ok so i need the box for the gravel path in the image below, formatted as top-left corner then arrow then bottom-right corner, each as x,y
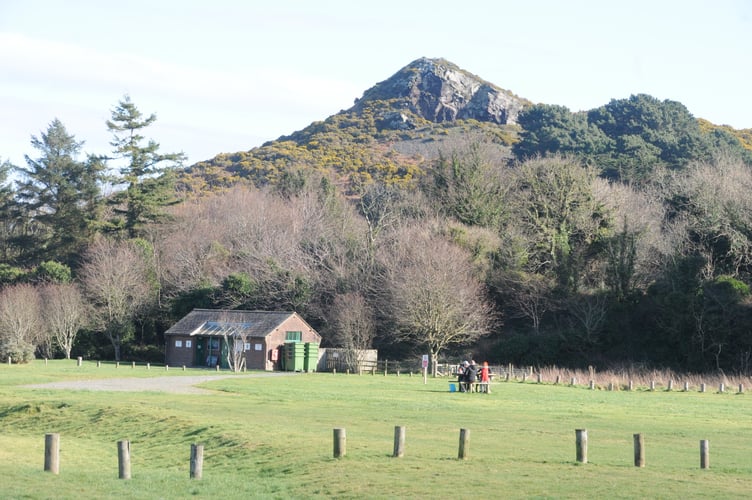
24,372 -> 294,394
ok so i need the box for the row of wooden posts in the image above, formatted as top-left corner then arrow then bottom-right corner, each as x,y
337,427 -> 714,469
43,434 -> 204,479
42,428 -> 714,478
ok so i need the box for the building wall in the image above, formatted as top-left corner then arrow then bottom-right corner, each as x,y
264,316 -> 321,371
166,335 -> 195,367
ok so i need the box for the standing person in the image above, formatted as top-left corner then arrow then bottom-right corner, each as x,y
457,361 -> 467,392
480,361 -> 490,393
466,360 -> 478,392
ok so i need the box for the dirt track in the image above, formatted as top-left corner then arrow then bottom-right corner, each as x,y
24,372 -> 294,394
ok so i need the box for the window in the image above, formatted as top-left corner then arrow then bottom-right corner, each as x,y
285,331 -> 302,342
175,340 -> 183,348
185,340 -> 192,348
244,342 -> 252,351
254,343 -> 262,351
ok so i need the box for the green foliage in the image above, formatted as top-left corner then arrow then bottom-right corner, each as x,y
0,338 -> 35,363
514,94 -> 750,183
33,260 -> 72,283
106,95 -> 185,237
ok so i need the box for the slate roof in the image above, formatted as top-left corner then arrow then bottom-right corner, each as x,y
164,309 -> 305,338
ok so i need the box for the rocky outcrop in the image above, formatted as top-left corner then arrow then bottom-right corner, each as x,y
352,57 -> 529,128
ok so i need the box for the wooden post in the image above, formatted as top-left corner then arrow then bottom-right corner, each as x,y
570,377 -> 577,386
7,356 -> 11,365
131,361 -> 136,369
555,375 -> 560,385
739,384 -> 744,394
77,356 -> 82,367
44,433 -> 60,474
393,426 -> 405,458
633,433 -> 645,467
458,428 -> 470,460
608,382 -> 614,391
537,373 -> 542,384
575,429 -> 588,464
667,380 -> 673,391
116,362 -> 119,368
700,383 -> 706,393
333,428 -> 346,458
166,364 -> 169,371
628,380 -> 634,391
183,365 -> 186,371
649,380 -> 655,391
719,383 -> 725,393
117,440 -> 131,479
684,381 -> 689,392
146,362 -> 150,370
45,358 -> 48,366
700,440 -> 709,469
589,380 -> 595,390
190,443 -> 204,479
97,360 -> 101,368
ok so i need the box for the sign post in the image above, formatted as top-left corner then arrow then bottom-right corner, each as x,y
422,355 -> 429,384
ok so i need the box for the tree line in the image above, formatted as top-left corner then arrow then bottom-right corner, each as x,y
2,94 -> 752,374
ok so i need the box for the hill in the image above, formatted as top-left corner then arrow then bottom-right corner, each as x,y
181,57 -> 752,194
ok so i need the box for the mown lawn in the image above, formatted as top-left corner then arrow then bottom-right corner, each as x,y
0,361 -> 750,499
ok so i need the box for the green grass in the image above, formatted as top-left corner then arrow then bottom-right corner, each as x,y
1,361 -> 751,499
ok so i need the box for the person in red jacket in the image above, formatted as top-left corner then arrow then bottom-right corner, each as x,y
480,361 -> 490,393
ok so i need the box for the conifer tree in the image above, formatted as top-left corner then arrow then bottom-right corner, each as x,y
106,95 -> 185,237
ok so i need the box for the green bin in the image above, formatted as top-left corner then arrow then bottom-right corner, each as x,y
304,342 -> 319,372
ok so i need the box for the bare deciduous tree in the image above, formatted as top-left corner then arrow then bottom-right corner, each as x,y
40,283 -> 89,359
379,226 -> 495,374
80,238 -> 152,360
330,292 -> 375,371
0,283 -> 42,363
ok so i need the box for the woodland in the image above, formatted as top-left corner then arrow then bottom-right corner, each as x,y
2,88 -> 752,374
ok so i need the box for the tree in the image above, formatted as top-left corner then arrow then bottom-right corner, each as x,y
40,283 -> 89,359
0,158 -> 17,262
106,95 -> 185,237
379,227 -> 495,374
426,139 -> 511,228
330,292 -> 375,371
14,119 -> 104,265
80,238 -> 153,360
507,155 -> 605,290
0,283 -> 42,363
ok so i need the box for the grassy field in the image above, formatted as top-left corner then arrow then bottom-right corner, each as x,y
0,361 -> 751,499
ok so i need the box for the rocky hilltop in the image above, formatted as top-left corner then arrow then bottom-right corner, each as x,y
351,57 -> 530,129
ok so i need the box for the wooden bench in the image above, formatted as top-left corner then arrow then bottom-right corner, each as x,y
449,381 -> 491,393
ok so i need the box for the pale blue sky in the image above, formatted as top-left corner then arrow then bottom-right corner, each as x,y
1,0 -> 750,167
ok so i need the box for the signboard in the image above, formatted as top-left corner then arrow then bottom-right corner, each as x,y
422,354 -> 429,368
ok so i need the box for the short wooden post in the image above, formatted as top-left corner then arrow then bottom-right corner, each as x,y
166,365 -> 169,371
118,440 -> 131,479
700,440 -> 709,469
633,433 -> 645,467
44,433 -> 60,474
700,383 -> 706,393
116,362 -> 119,368
739,384 -> 744,394
333,428 -> 346,458
667,380 -> 673,391
719,383 -> 725,393
628,380 -> 634,391
77,356 -> 83,367
458,428 -> 470,460
183,365 -> 186,371
190,443 -> 204,479
45,358 -> 48,366
96,360 -> 101,368
555,375 -> 560,384
393,426 -> 405,458
131,361 -> 135,369
216,364 -> 220,372
608,382 -> 614,391
650,380 -> 655,391
570,377 -> 577,386
589,380 -> 595,390
7,356 -> 11,365
575,429 -> 588,464
684,381 -> 689,392
537,373 -> 542,384
146,362 -> 150,370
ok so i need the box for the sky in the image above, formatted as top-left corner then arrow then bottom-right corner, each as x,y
1,0 -> 750,168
